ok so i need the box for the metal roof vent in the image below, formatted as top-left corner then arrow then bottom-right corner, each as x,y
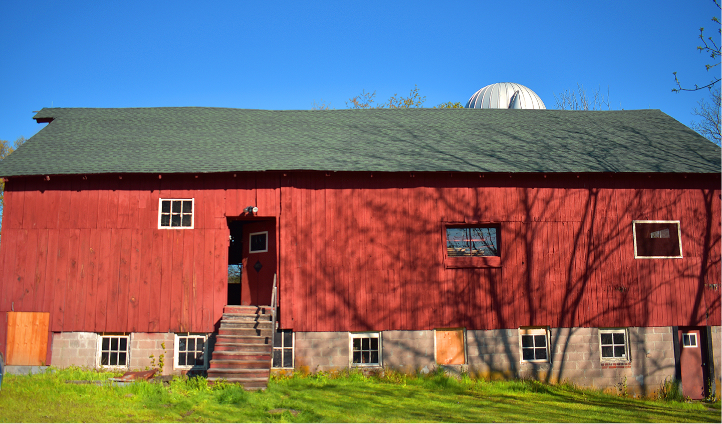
465,82 -> 546,109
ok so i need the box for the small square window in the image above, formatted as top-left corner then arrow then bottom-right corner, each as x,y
174,333 -> 208,369
249,231 -> 268,253
599,329 -> 629,362
98,335 -> 129,368
633,221 -> 682,258
682,333 -> 698,348
444,224 -> 501,268
519,328 -> 549,362
272,330 -> 294,369
159,199 -> 194,229
350,332 -> 381,367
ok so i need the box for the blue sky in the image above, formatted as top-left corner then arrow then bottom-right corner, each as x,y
1,0 -> 719,142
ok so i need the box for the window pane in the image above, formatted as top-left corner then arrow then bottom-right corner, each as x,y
469,227 -> 498,256
179,338 -> 187,352
274,331 -> 282,346
182,201 -> 192,214
110,352 -> 118,366
196,338 -> 204,351
172,200 -> 181,213
446,228 -> 468,257
534,335 -> 546,348
353,338 -> 361,350
535,348 -> 547,360
192,353 -> 202,365
635,222 -> 681,257
602,346 -> 613,358
161,200 -> 171,213
613,333 -> 625,345
182,215 -> 192,227
283,331 -> 292,347
171,215 -> 181,227
111,338 -> 118,351
160,214 -> 170,227
362,352 -> 370,363
119,338 -> 127,351
522,348 -> 534,361
370,351 -> 378,364
614,346 -> 626,358
179,352 -> 187,366
101,352 -> 109,365
250,233 -> 266,252
521,335 -> 533,348
188,339 -> 195,351
600,333 -> 613,345
119,352 -> 127,365
283,349 -> 293,368
362,338 -> 369,350
102,338 -> 109,350
272,350 -> 282,368
353,352 -> 361,364
370,337 -> 378,350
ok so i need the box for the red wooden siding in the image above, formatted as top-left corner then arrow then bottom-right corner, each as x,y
0,172 -> 719,344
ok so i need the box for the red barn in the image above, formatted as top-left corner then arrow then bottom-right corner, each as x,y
0,107 -> 719,396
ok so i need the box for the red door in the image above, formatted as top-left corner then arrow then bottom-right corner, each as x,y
240,221 -> 276,306
678,327 -> 707,400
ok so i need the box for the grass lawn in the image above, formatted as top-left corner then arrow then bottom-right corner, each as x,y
0,368 -> 719,423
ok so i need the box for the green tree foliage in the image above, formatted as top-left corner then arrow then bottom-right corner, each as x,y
346,85 -> 427,109
672,0 -> 720,92
435,101 -> 464,109
691,87 -> 721,145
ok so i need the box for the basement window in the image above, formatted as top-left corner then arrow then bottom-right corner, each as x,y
599,329 -> 629,362
272,330 -> 294,369
159,199 -> 194,229
174,333 -> 208,369
350,332 -> 381,367
98,335 -> 129,368
444,224 -> 501,268
519,327 -> 549,363
633,221 -> 682,258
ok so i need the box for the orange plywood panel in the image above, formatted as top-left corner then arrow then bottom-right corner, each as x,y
6,312 -> 50,366
435,328 -> 465,365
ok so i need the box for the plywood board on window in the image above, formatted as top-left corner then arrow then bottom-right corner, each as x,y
6,312 -> 50,366
436,328 -> 465,365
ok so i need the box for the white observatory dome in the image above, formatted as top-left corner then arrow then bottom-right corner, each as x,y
465,82 -> 546,109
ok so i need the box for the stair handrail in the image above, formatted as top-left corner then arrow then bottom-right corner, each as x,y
271,273 -> 278,350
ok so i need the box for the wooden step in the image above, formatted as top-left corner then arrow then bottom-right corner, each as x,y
207,368 -> 270,379
209,359 -> 270,369
223,305 -> 271,315
220,320 -> 273,329
221,313 -> 273,321
218,328 -> 273,338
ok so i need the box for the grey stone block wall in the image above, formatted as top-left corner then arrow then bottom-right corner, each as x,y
712,326 -> 721,396
294,332 -> 349,372
382,330 -> 435,372
129,333 -> 175,375
50,332 -> 98,368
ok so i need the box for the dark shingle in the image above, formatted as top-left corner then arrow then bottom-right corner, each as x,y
0,107 -> 719,177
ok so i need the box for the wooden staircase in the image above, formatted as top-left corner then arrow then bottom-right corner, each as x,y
207,305 -> 273,390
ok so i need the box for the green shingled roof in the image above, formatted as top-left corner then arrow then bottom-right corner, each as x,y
0,107 -> 719,177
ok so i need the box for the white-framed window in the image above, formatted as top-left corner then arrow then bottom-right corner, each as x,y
158,199 -> 194,229
682,333 -> 698,348
632,220 -> 682,259
174,333 -> 209,369
272,329 -> 294,369
599,329 -> 629,362
249,231 -> 268,253
98,334 -> 130,368
519,327 -> 549,362
349,332 -> 381,367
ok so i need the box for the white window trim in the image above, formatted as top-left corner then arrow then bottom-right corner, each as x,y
173,333 -> 209,369
271,329 -> 295,369
96,334 -> 130,369
158,198 -> 195,229
598,328 -> 630,363
349,332 -> 382,368
682,332 -> 699,348
518,327 -> 550,363
632,220 -> 683,259
248,231 -> 268,253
